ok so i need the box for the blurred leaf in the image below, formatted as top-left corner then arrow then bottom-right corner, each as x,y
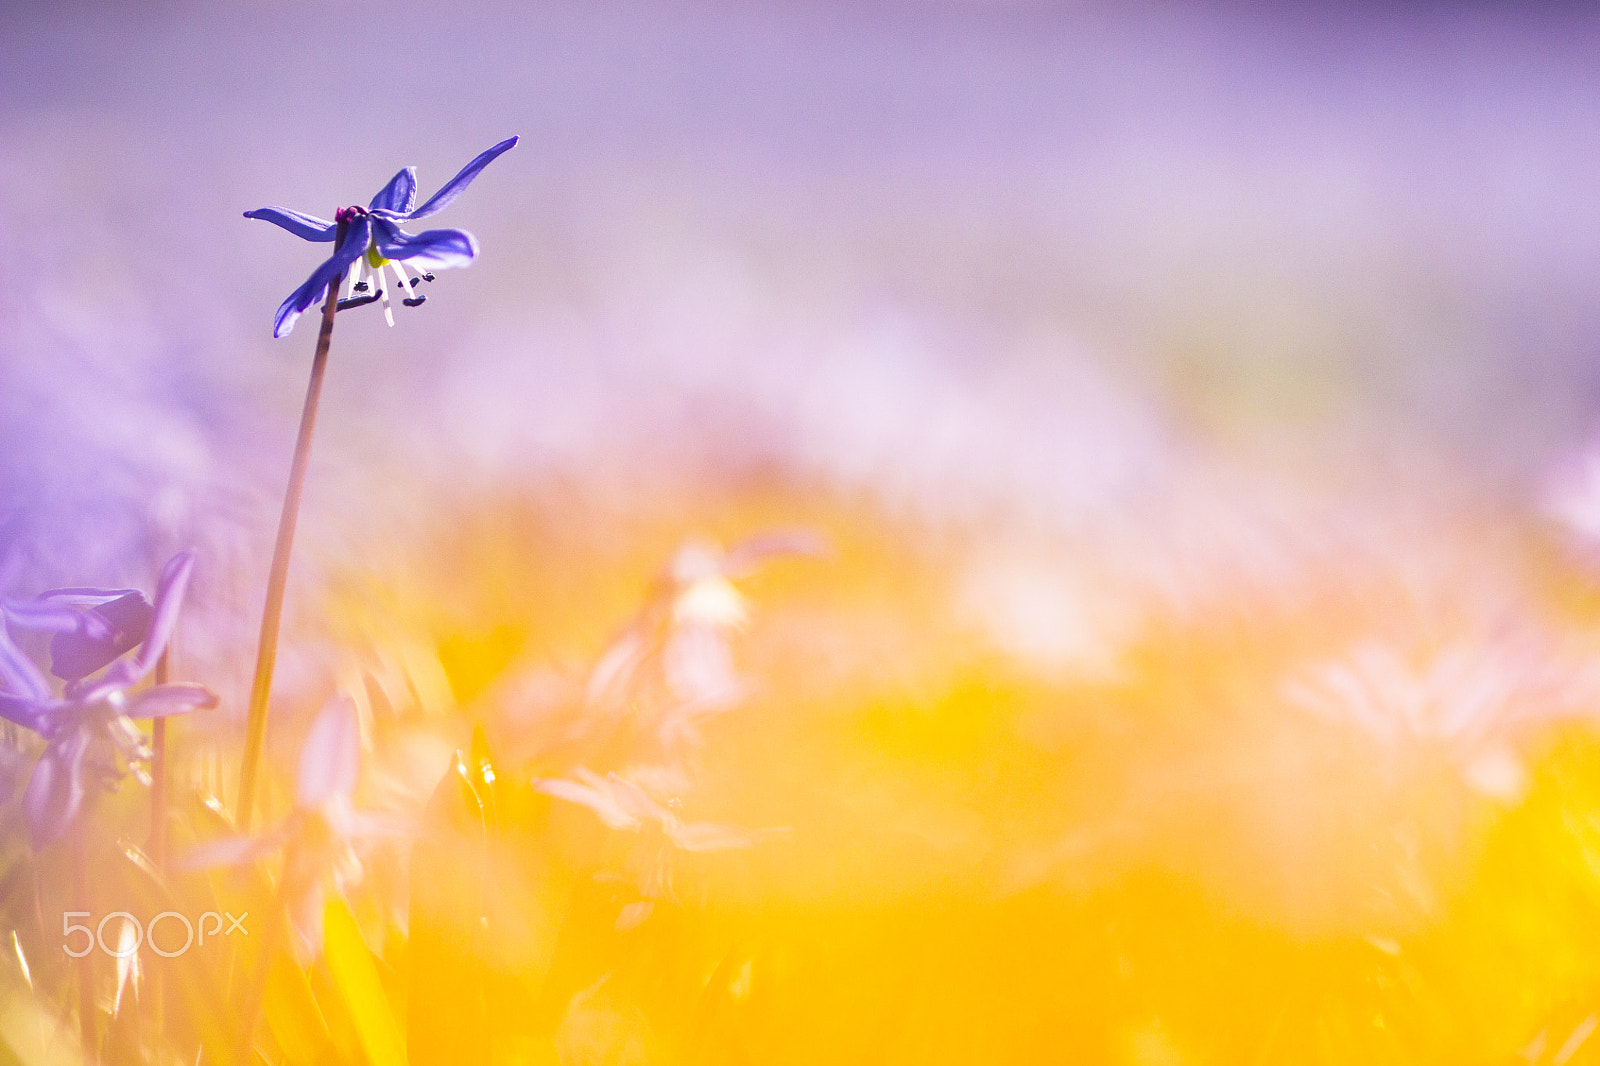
263,949 -> 335,1066
324,900 -> 406,1066
111,839 -> 237,1064
408,750 -> 491,1065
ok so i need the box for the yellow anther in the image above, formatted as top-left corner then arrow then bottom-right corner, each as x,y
365,245 -> 390,268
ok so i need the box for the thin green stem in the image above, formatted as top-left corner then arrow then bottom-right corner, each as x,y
237,230 -> 347,832
150,649 -> 170,862
148,648 -> 170,1037
234,845 -> 294,1065
70,825 -> 98,1065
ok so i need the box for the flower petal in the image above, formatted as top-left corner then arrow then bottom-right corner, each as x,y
0,693 -> 57,733
179,832 -> 282,870
601,771 -> 671,824
371,220 -> 478,271
23,729 -> 90,849
615,901 -> 654,932
121,550 -> 194,682
665,819 -> 760,852
402,136 -> 518,221
243,206 -> 338,242
341,809 -> 413,841
48,591 -> 153,682
296,697 -> 361,809
535,775 -> 641,831
288,883 -> 327,960
35,587 -> 144,606
0,622 -> 50,702
2,600 -> 81,635
368,166 -> 417,214
126,683 -> 217,718
720,529 -> 830,578
273,217 -> 371,338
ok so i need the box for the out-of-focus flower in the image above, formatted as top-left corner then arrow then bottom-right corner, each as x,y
1547,445 -> 1600,549
245,136 -> 519,337
536,767 -> 780,930
0,551 -> 216,847
537,766 -> 768,852
584,531 -> 825,754
185,697 -> 403,956
1283,639 -> 1592,799
6,584 -> 153,683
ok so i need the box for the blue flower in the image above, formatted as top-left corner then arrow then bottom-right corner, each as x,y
0,551 -> 217,848
245,136 -> 519,338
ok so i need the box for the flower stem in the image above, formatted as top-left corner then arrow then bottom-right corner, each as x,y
151,649 -> 170,864
238,231 -> 348,832
234,847 -> 293,1064
148,648 -> 170,1035
70,824 -> 98,1065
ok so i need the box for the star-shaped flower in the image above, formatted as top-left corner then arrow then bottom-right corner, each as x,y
185,697 -> 403,956
0,551 -> 217,848
584,531 -> 827,752
245,136 -> 519,337
535,767 -> 784,930
536,766 -> 768,852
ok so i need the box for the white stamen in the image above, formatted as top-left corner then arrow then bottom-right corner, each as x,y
379,274 -> 394,326
389,261 -> 416,300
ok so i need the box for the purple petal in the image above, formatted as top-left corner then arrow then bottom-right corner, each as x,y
663,626 -> 742,707
0,541 -> 21,592
402,136 -> 518,221
244,206 -> 338,241
342,810 -> 413,841
273,217 -> 371,338
371,220 -> 478,271
720,530 -> 830,578
7,596 -> 120,635
35,587 -> 144,606
602,772 -> 669,824
288,883 -> 327,960
585,630 -> 649,709
666,820 -> 759,852
127,683 -> 216,718
0,693 -> 57,733
123,551 -> 194,681
178,833 -> 282,870
24,729 -> 89,849
296,697 -> 361,808
0,622 -> 50,702
535,776 -> 641,830
615,901 -> 654,931
48,592 -> 153,682
368,166 -> 417,214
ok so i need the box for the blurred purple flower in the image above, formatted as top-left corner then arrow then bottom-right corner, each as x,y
6,584 -> 153,684
0,551 -> 216,848
537,766 -> 767,852
536,766 -> 780,930
585,531 -> 826,753
184,697 -> 403,956
245,136 -> 519,337
1282,639 -> 1594,800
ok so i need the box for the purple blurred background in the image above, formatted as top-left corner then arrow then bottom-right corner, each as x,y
3,0 -> 1600,700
